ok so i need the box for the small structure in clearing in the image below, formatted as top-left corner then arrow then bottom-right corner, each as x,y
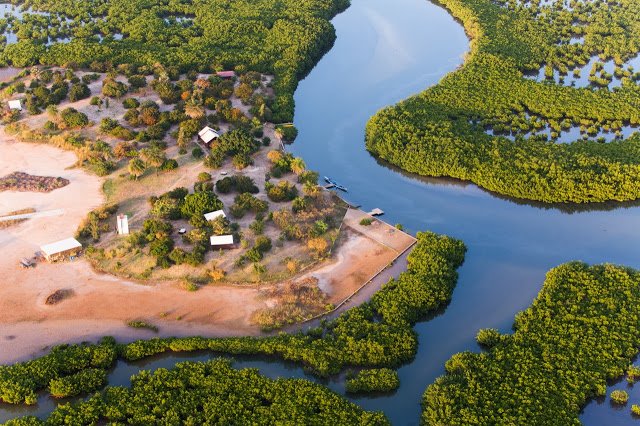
210,234 -> 235,249
40,237 -> 82,262
7,99 -> 22,111
198,126 -> 220,146
216,71 -> 236,79
116,214 -> 129,235
204,209 -> 226,222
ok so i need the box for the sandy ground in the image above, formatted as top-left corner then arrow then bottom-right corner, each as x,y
313,228 -> 398,303
343,208 -> 417,252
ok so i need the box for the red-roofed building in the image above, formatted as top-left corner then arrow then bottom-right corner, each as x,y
216,71 -> 236,79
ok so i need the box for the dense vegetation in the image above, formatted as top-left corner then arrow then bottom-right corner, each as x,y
345,368 -> 400,394
366,0 -> 640,203
6,359 -> 388,425
0,337 -> 117,404
0,0 -> 350,121
0,232 -> 465,405
422,262 -> 640,424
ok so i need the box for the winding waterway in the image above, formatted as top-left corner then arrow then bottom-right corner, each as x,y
2,0 -> 640,424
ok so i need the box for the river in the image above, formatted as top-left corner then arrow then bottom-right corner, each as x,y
3,0 -> 640,424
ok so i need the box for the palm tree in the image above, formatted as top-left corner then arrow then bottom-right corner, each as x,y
140,148 -> 166,174
185,100 -> 205,119
290,157 -> 306,175
128,158 -> 146,180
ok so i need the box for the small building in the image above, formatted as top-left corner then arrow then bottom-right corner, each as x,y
8,100 -> 22,111
216,71 -> 236,79
40,238 -> 82,262
116,214 -> 129,235
204,210 -> 226,222
198,126 -> 220,146
210,234 -> 235,249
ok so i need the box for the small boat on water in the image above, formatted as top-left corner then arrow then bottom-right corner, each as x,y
324,176 -> 347,192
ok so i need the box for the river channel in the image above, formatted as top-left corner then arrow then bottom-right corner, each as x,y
2,0 -> 640,424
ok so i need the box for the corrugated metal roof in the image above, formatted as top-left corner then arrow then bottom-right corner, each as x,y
41,237 -> 82,256
198,126 -> 219,144
204,210 -> 226,221
8,100 -> 22,110
210,235 -> 234,246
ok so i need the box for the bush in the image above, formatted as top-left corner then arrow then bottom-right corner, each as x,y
231,193 -> 268,218
127,75 -> 147,89
49,368 -> 107,398
122,98 -> 140,109
265,181 -> 297,202
68,83 -> 90,102
127,321 -> 159,333
102,78 -> 127,98
192,147 -> 204,158
198,172 -> 212,182
611,390 -> 629,405
359,217 -> 373,226
60,108 -> 89,128
160,159 -> 179,171
346,369 -> 399,393
216,175 -> 259,194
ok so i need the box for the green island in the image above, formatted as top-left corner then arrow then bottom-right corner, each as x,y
366,0 -> 640,203
5,359 -> 388,425
422,261 -> 640,424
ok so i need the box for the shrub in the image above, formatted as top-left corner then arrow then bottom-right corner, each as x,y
68,83 -> 90,102
127,321 -> 159,332
60,108 -> 89,128
611,390 -> 629,404
359,217 -> 373,226
265,181 -> 297,202
231,193 -> 268,218
632,405 -> 640,416
192,147 -> 204,158
198,172 -> 212,182
49,368 -> 107,398
307,237 -> 329,258
102,78 -> 127,98
216,175 -> 259,194
122,98 -> 140,109
160,159 -> 179,171
345,369 -> 400,393
127,75 -> 147,89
